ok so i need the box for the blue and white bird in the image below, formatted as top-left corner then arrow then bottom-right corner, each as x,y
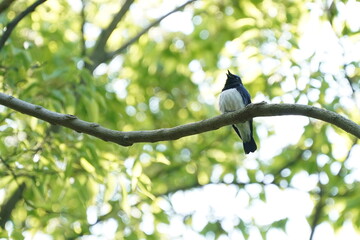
219,70 -> 257,154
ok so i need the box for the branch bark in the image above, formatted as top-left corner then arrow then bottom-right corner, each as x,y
0,0 -> 47,51
0,92 -> 359,147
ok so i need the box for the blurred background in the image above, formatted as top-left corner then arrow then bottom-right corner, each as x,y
0,0 -> 360,239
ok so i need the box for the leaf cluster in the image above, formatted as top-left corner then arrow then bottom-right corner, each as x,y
0,0 -> 359,239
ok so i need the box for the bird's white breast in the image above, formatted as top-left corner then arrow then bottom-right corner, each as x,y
219,88 -> 251,141
219,88 -> 245,113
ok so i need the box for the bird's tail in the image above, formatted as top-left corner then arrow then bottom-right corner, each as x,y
243,137 -> 257,154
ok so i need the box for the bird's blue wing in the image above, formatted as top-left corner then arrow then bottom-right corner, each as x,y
236,85 -> 255,145
236,85 -> 251,106
233,84 -> 257,154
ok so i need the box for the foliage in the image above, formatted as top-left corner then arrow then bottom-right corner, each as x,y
0,0 -> 359,239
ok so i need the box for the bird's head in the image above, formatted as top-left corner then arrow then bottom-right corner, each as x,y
225,70 -> 242,85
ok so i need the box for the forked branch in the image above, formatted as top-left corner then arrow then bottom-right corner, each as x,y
87,0 -> 197,71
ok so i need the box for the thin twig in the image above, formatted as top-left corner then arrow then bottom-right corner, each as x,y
0,0 -> 47,51
271,149 -> 306,184
80,0 -> 87,57
0,156 -> 19,184
109,0 -> 197,59
309,183 -> 325,240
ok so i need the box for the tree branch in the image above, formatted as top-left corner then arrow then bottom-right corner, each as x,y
0,0 -> 47,51
88,0 -> 134,68
0,182 -> 26,228
109,0 -> 197,58
80,0 -> 87,57
0,0 -> 16,14
0,92 -> 359,147
309,183 -> 325,240
88,0 -> 197,71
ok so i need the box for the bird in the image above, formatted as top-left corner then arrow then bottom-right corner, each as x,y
219,70 -> 257,154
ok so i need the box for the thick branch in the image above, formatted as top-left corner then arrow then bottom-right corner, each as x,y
0,0 -> 47,51
0,93 -> 359,147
